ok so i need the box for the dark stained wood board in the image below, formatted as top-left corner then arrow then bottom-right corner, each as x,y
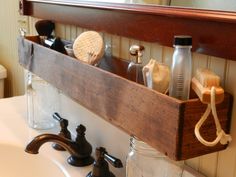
179,95 -> 233,159
18,37 -> 233,160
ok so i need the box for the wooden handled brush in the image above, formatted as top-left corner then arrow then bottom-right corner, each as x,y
192,68 -> 231,147
191,68 -> 224,104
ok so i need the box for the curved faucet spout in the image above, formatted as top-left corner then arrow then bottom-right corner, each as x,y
25,125 -> 94,167
25,134 -> 79,157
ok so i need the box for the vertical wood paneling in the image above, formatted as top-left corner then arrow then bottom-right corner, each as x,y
186,157 -> 200,172
217,149 -> 235,177
140,41 -> 151,65
28,17 -> 34,35
198,153 -> 218,177
103,33 -> 112,57
208,56 -> 227,87
70,26 -> 77,41
192,53 -> 209,76
33,18 -> 40,35
76,27 -> 84,36
111,35 -> 121,58
150,43 -> 163,63
216,60 -> 236,177
65,24 -> 71,40
120,37 -> 130,60
162,46 -> 174,67
55,24 -> 66,39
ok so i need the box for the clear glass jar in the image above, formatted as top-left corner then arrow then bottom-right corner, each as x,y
27,72 -> 59,129
126,137 -> 184,177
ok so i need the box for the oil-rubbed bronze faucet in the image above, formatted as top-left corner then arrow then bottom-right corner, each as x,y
25,124 -> 94,167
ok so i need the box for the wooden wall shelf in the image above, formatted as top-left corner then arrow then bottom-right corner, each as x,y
20,0 -> 236,60
18,36 -> 233,160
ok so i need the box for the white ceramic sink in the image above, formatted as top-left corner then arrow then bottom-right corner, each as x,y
0,144 -> 66,177
0,96 -> 91,177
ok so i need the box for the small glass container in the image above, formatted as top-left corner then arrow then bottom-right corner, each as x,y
126,136 -> 184,177
26,72 -> 59,130
64,43 -> 75,57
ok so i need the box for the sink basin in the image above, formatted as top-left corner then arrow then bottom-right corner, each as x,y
0,96 -> 91,177
0,144 -> 66,177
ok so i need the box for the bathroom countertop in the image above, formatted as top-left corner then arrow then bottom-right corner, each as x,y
0,95 -> 91,177
0,96 -> 206,177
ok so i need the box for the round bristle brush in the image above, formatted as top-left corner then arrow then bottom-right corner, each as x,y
35,20 -> 55,38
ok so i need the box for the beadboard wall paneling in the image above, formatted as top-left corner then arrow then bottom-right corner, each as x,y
150,43 -> 163,63
140,41 -> 151,65
0,0 -> 26,96
120,37 -> 130,60
28,19 -> 236,177
112,35 -> 121,58
208,57 -> 227,88
218,60 -> 236,177
192,53 -> 209,77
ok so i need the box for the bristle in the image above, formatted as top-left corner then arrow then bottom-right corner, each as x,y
35,20 -> 55,37
195,68 -> 220,88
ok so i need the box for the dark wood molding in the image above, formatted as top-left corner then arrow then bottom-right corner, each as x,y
26,0 -> 236,23
21,0 -> 236,60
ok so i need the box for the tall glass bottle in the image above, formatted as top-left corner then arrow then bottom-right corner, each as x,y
169,36 -> 192,100
126,136 -> 184,177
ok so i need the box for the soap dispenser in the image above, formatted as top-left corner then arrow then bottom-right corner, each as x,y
87,147 -> 123,177
127,45 -> 145,83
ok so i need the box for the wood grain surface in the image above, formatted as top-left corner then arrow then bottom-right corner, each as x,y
18,37 -> 233,160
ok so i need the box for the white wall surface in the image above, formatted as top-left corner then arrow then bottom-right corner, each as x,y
0,0 -> 26,96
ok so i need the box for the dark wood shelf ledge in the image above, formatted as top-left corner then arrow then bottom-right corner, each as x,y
20,0 -> 236,60
18,36 -> 233,160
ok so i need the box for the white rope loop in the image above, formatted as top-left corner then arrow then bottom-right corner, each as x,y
194,87 -> 232,147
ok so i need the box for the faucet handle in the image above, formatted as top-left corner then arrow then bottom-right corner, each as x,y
104,151 -> 123,168
67,124 -> 94,167
87,147 -> 123,177
76,124 -> 86,136
52,112 -> 72,151
52,112 -> 63,121
97,147 -> 123,168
